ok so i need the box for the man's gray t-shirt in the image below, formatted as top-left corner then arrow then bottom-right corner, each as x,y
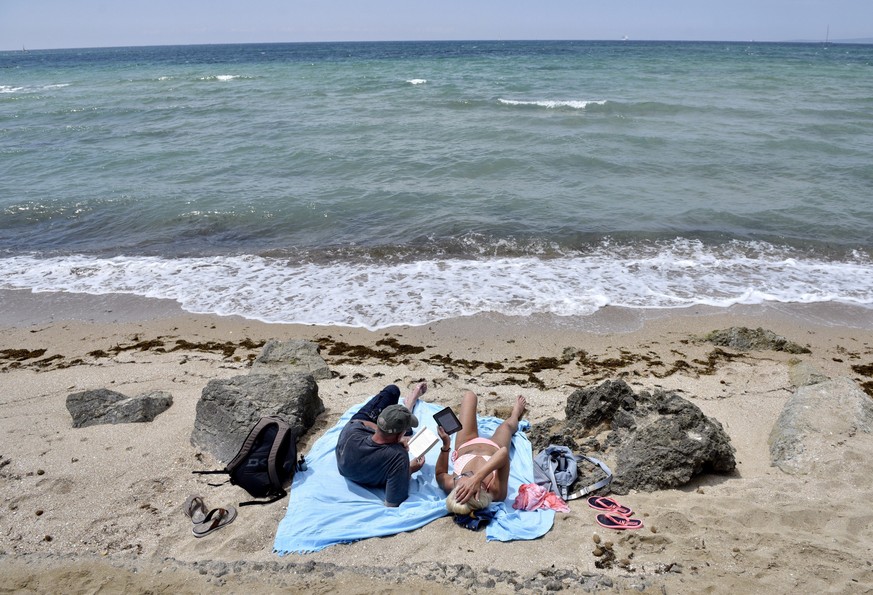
336,421 -> 410,506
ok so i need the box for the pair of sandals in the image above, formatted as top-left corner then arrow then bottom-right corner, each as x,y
184,495 -> 237,538
587,496 -> 644,531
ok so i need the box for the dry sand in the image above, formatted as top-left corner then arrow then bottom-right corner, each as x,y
1,290 -> 872,594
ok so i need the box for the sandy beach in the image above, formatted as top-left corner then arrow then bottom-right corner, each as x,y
1,289 -> 872,594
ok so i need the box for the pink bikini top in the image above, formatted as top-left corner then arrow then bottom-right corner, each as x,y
451,437 -> 500,481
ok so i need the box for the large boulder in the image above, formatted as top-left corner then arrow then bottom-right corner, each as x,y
191,373 -> 324,463
769,377 -> 873,475
249,339 -> 331,380
532,379 -> 736,494
66,389 -> 173,428
608,391 -> 736,493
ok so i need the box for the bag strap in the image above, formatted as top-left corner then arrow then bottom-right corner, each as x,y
545,454 -> 564,499
224,417 -> 278,472
239,488 -> 287,507
189,470 -> 231,488
266,424 -> 292,491
563,455 -> 613,501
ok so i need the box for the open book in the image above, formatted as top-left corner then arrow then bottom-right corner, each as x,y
407,427 -> 440,460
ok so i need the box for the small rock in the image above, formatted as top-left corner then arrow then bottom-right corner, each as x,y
592,534 -> 601,544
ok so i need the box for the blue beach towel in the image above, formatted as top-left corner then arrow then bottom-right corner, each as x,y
273,399 -> 555,554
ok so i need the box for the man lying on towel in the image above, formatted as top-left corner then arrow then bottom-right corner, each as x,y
335,382 -> 429,507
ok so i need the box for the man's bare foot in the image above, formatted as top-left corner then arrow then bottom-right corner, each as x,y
511,395 -> 527,420
405,381 -> 427,410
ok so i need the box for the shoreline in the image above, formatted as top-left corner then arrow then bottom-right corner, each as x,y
2,290 -> 872,593
3,287 -> 873,332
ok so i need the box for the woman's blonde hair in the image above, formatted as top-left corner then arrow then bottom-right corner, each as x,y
446,486 -> 493,515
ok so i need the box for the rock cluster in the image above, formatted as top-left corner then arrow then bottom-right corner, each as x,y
530,379 -> 736,494
64,339 -> 328,466
191,340 -> 326,462
191,372 -> 324,462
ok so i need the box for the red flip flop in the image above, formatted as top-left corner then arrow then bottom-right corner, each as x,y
595,513 -> 644,531
587,496 -> 633,516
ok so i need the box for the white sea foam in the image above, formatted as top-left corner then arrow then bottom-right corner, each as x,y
1,241 -> 870,330
407,79 -> 427,85
498,98 -> 607,109
1,83 -> 70,94
198,75 -> 241,82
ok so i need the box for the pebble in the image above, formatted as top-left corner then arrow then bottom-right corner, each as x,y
592,534 -> 601,544
593,547 -> 604,557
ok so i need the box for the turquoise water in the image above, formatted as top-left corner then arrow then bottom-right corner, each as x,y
1,41 -> 872,328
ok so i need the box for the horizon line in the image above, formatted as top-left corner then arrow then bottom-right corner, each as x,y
6,37 -> 873,53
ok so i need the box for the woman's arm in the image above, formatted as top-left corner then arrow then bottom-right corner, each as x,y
434,426 -> 454,493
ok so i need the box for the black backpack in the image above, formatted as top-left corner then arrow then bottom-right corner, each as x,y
195,416 -> 306,506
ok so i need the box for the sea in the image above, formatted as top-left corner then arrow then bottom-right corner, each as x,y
2,40 -> 872,330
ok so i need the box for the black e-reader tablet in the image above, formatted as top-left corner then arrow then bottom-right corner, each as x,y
434,406 -> 462,435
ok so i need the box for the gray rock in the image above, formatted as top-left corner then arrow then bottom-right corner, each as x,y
704,326 -> 810,354
191,373 -> 324,463
610,391 -> 736,493
540,379 -> 735,494
66,388 -> 173,428
787,360 -> 829,387
769,377 -> 873,475
249,339 -> 331,380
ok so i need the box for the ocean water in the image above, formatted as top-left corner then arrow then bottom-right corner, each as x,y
1,40 -> 872,329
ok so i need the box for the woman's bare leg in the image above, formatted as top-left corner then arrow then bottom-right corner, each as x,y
453,390 -> 480,449
490,395 -> 527,449
490,395 -> 527,500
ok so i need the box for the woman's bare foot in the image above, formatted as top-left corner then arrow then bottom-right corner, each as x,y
511,395 -> 527,421
405,381 -> 427,410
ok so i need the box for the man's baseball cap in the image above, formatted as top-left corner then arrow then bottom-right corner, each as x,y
377,404 -> 419,434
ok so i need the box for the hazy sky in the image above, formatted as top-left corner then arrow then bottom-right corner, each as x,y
2,0 -> 870,51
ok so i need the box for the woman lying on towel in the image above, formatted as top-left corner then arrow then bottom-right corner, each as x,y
435,391 -> 527,514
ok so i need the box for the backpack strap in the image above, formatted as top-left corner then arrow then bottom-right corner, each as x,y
224,417 -> 278,472
265,421 -> 292,494
238,488 -> 287,507
563,455 -> 613,501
